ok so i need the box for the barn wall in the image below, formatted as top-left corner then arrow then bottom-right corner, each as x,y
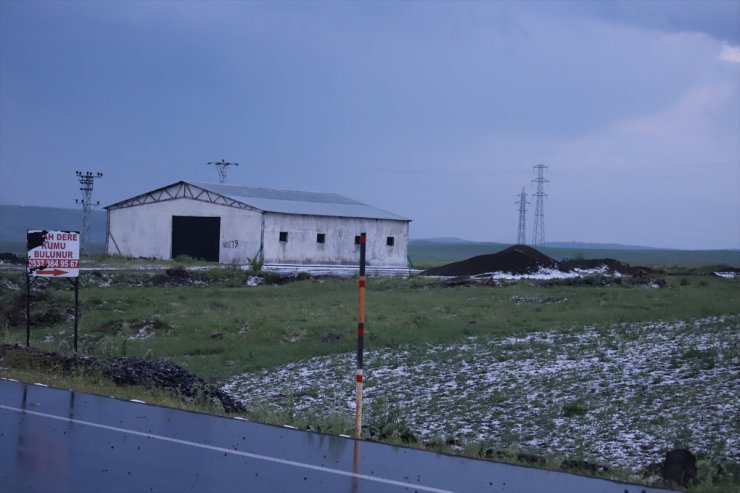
107,199 -> 262,262
262,213 -> 409,267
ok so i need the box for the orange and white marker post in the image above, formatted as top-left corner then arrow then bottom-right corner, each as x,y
355,232 -> 366,439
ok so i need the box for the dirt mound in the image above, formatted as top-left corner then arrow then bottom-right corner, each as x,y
422,245 -> 559,277
562,258 -> 654,276
106,356 -> 245,413
0,343 -> 103,374
0,252 -> 23,264
422,245 -> 650,277
0,344 -> 245,414
559,258 -> 648,275
2,289 -> 66,327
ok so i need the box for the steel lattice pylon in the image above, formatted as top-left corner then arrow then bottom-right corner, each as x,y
515,186 -> 530,245
531,164 -> 548,247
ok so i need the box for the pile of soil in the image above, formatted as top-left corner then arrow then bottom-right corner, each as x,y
422,245 -> 651,278
422,245 -> 559,276
560,258 -> 649,276
106,356 -> 245,413
2,289 -> 66,328
0,344 -> 246,414
0,343 -> 102,374
0,252 -> 23,264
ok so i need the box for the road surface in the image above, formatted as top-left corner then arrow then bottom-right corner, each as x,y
0,379 -> 676,493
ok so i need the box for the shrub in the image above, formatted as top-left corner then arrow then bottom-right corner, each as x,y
562,399 -> 588,417
247,256 -> 263,272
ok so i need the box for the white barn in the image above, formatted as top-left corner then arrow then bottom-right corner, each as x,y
105,181 -> 411,272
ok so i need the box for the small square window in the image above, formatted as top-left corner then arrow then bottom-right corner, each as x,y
354,235 -> 361,245
279,231 -> 288,242
386,236 -> 395,247
317,233 -> 325,244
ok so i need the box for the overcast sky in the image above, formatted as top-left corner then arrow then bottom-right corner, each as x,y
1,0 -> 738,250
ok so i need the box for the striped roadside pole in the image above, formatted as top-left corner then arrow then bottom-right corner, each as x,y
355,232 -> 366,440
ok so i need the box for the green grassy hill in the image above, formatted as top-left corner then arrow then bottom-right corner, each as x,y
0,205 -> 106,254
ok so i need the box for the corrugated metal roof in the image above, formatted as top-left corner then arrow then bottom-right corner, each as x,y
190,182 -> 410,221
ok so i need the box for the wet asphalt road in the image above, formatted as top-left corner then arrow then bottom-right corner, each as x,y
0,379 -> 677,493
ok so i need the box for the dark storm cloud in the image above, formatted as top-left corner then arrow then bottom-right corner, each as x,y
561,0 -> 740,44
0,1 -> 738,249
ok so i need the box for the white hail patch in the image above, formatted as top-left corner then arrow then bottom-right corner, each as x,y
714,272 -> 738,279
223,315 -> 740,471
128,325 -> 155,341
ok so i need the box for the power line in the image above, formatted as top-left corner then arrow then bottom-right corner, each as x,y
515,186 -> 530,245
207,159 -> 239,184
532,164 -> 548,247
75,170 -> 103,255
546,178 -> 738,245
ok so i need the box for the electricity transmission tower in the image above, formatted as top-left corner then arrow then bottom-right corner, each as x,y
515,186 -> 530,245
75,171 -> 103,255
207,159 -> 238,184
531,164 -> 548,247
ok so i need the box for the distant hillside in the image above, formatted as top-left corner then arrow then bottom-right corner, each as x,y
1,206 -> 737,267
544,241 -> 657,251
0,205 -> 106,254
413,237 -> 473,244
409,239 -> 740,268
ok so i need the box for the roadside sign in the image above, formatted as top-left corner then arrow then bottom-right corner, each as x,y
27,230 -> 80,278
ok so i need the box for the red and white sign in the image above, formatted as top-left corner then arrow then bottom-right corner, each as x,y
27,230 -> 80,277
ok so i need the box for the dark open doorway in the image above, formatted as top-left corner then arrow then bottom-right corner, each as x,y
171,216 -> 220,262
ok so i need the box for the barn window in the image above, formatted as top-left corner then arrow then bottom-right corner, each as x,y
386,236 -> 395,247
354,235 -> 361,245
316,233 -> 325,244
279,231 -> 288,242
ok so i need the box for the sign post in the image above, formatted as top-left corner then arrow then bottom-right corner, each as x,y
26,230 -> 81,352
27,230 -> 80,277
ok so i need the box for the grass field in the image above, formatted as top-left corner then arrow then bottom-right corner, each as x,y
1,266 -> 738,490
2,270 -> 738,381
225,315 -> 739,475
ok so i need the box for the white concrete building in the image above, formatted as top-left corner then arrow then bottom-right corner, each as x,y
105,181 -> 411,272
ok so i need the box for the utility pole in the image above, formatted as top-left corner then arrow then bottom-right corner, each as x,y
207,159 -> 238,184
532,164 -> 548,247
75,171 -> 103,255
515,186 -> 530,245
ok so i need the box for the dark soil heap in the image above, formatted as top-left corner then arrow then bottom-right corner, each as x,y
422,245 -> 559,277
106,356 -> 245,413
422,245 -> 653,278
0,344 -> 246,414
0,252 -> 23,264
560,258 -> 648,275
